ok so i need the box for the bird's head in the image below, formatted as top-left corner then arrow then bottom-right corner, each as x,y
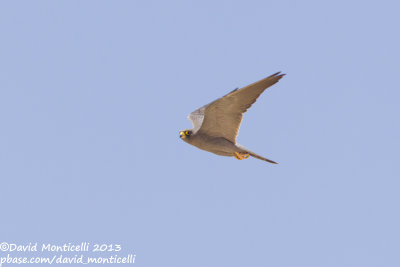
179,129 -> 193,140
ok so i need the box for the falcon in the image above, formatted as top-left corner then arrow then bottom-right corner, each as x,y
179,72 -> 285,164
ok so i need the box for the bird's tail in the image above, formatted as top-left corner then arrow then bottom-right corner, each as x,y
249,151 -> 278,164
237,144 -> 278,164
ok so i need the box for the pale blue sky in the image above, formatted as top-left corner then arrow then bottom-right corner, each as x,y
1,1 -> 399,266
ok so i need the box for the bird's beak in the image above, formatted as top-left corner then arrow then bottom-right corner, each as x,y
179,131 -> 186,138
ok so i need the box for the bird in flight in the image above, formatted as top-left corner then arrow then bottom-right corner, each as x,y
179,72 -> 285,164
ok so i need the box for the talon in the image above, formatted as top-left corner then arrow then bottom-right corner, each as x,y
234,152 -> 249,160
234,152 -> 243,160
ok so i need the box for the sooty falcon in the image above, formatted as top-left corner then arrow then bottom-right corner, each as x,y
179,72 -> 285,164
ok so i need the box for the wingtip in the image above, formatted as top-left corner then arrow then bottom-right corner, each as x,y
270,71 -> 286,78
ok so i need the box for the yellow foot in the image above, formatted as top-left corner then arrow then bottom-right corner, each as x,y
234,152 -> 250,160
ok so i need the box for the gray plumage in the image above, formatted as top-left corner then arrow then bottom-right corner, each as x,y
180,72 -> 285,164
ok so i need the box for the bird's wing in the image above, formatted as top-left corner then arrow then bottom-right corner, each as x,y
187,105 -> 207,133
188,87 -> 239,133
196,72 -> 285,143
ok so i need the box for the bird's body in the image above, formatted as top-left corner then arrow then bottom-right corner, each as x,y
180,72 -> 285,164
184,133 -> 244,157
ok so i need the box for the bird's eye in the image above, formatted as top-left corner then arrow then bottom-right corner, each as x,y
185,131 -> 190,135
